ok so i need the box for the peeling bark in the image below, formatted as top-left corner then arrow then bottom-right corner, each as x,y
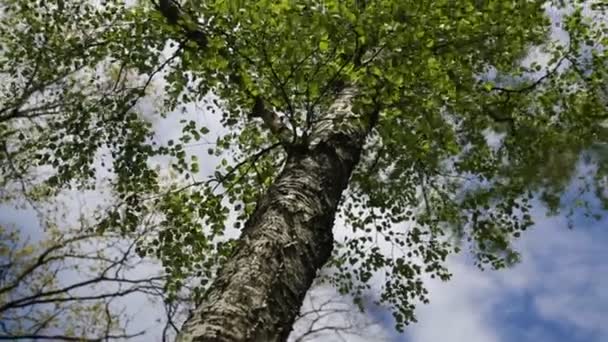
177,91 -> 375,342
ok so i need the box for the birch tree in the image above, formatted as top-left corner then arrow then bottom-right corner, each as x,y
2,0 -> 608,341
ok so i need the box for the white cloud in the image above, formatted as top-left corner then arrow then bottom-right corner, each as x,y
290,284 -> 394,342
405,257 -> 502,342
401,211 -> 608,342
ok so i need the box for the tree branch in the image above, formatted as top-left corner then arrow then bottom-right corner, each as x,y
0,331 -> 145,341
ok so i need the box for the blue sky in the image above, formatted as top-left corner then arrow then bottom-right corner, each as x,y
4,177 -> 607,342
291,163 -> 608,342
354,206 -> 608,342
5,75 -> 608,342
3,3 -> 607,342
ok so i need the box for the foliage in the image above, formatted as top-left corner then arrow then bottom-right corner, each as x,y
1,0 -> 608,333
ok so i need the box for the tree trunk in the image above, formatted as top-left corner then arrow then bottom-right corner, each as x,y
177,92 -> 374,342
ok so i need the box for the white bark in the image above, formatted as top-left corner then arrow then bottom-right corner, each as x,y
177,91 -> 375,342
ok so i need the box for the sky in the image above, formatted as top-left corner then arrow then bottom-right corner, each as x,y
396,209 -> 608,342
284,195 -> 608,342
2,2 -> 608,342
3,176 -> 607,342
4,90 -> 606,342
291,5 -> 608,340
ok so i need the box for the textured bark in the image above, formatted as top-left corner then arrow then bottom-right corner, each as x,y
177,92 -> 374,341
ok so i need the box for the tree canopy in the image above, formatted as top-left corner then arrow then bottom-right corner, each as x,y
1,0 -> 608,338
